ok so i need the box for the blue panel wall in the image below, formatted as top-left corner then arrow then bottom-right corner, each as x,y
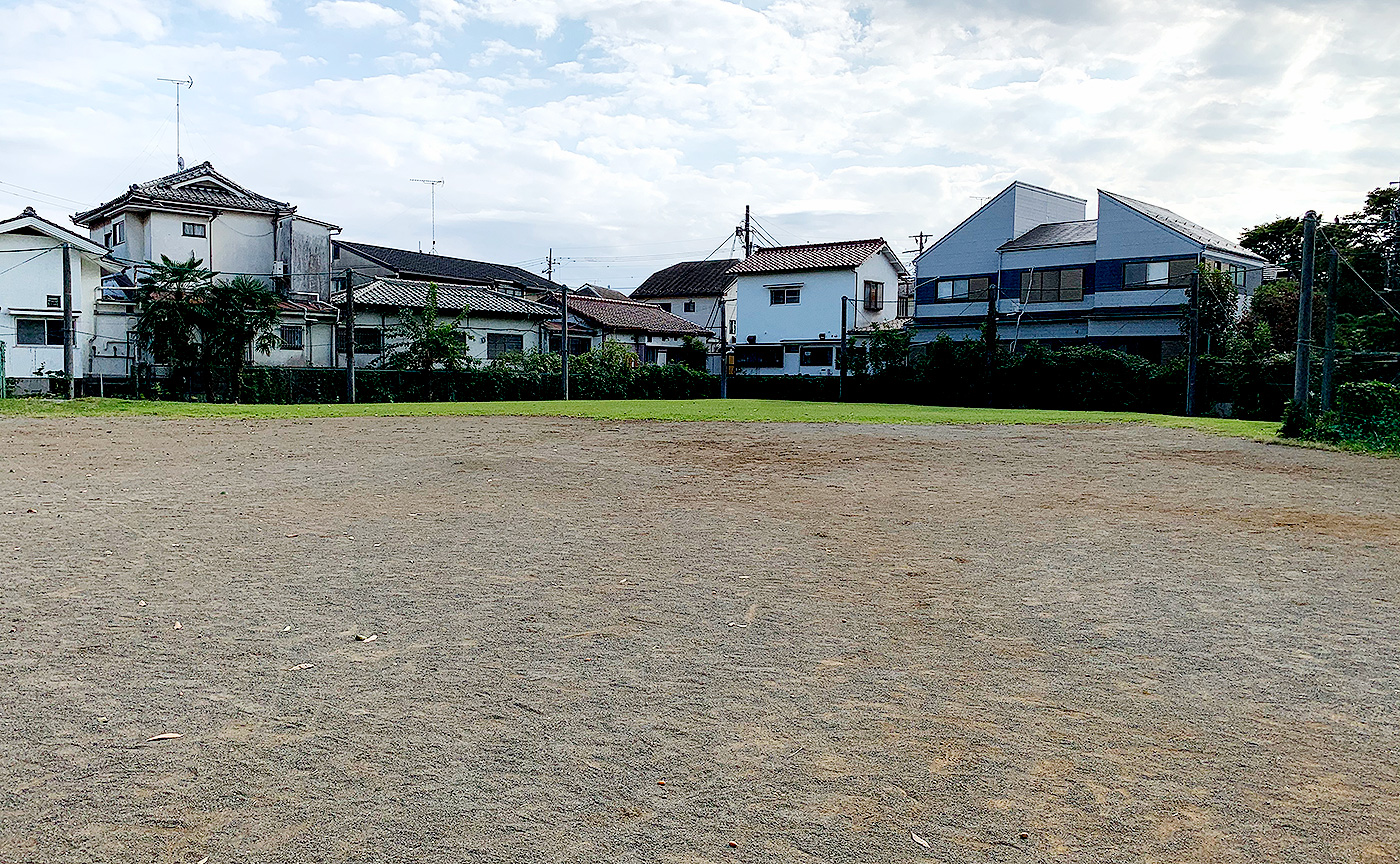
1095,192 -> 1202,262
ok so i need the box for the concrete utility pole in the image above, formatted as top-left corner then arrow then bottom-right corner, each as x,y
983,277 -> 998,407
736,206 -> 753,258
839,295 -> 848,403
909,232 -> 933,255
61,243 -> 74,399
550,250 -> 569,400
1185,270 -> 1200,416
718,296 -> 728,399
1321,247 -> 1339,412
343,268 -> 356,403
1292,210 -> 1318,414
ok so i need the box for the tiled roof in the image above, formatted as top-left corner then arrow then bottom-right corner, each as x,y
728,239 -> 906,276
632,259 -> 738,299
999,220 -> 1098,251
331,278 -> 557,318
546,292 -> 713,336
576,283 -> 631,301
1101,191 -> 1266,262
276,298 -> 338,315
74,162 -> 295,224
1,206 -> 110,255
336,240 -> 563,293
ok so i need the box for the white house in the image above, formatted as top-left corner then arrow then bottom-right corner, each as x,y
728,239 -> 908,375
631,259 -> 738,342
0,207 -> 117,393
330,278 -> 559,367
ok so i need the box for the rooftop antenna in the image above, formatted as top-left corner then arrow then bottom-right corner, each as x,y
156,76 -> 194,171
410,178 -> 444,254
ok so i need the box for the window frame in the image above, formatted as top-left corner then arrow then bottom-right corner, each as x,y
768,286 -> 802,306
934,276 -> 990,302
863,280 -> 884,312
182,222 -> 207,238
278,325 -> 304,351
15,318 -> 65,346
46,295 -> 61,309
799,345 -> 834,367
1020,268 -> 1085,303
487,332 -> 524,359
112,220 -> 125,245
683,300 -> 696,313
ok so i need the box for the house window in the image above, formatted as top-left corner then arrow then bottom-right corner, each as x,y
897,294 -> 914,317
934,277 -> 990,301
683,301 -> 696,313
182,222 -> 206,238
112,221 -> 125,244
279,325 -> 304,350
769,287 -> 801,305
799,345 -> 834,366
487,333 -> 524,358
734,345 -> 785,367
339,327 -> 382,354
1020,269 -> 1085,303
1123,259 -> 1195,288
16,318 -> 64,346
658,303 -> 671,312
46,295 -> 61,309
548,335 -> 591,355
863,280 -> 884,311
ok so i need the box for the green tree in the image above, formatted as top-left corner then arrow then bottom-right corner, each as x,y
199,275 -> 282,401
383,283 -> 474,372
134,255 -> 214,397
671,335 -> 709,371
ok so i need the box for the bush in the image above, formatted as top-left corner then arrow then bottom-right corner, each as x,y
1303,381 -> 1400,451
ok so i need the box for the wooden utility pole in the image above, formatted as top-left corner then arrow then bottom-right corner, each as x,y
1292,210 -> 1318,414
551,250 -> 569,400
1185,270 -> 1199,416
718,296 -> 728,399
839,296 -> 848,402
343,267 -> 356,403
736,206 -> 753,258
61,243 -> 74,399
1321,247 -> 1339,412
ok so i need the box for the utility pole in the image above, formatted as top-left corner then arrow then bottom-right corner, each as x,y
983,278 -> 998,407
550,249 -> 569,400
343,267 -> 356,403
839,295 -> 848,403
156,76 -> 193,171
1292,210 -> 1318,415
410,179 -> 444,254
909,232 -> 933,255
1185,270 -> 1199,416
718,296 -> 728,399
61,243 -> 74,400
735,206 -> 753,258
1321,246 -> 1339,412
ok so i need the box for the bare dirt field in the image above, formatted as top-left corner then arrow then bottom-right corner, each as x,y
2,415 -> 1398,863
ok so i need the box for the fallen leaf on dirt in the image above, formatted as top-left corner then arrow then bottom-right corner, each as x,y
145,733 -> 183,742
138,600 -> 147,607
285,662 -> 314,671
911,830 -> 931,849
172,621 -> 182,630
355,633 -> 378,642
282,625 -> 291,631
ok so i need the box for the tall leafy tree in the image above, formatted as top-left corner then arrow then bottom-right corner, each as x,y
199,275 -> 282,401
384,283 -> 474,372
134,255 -> 214,396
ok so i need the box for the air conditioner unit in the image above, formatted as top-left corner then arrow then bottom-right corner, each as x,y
271,261 -> 286,277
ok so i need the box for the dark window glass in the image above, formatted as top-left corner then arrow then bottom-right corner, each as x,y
799,346 -> 834,366
182,222 -> 206,238
734,345 -> 785,367
279,326 -> 304,350
1021,269 -> 1085,303
487,333 -> 524,359
658,303 -> 671,312
863,280 -> 884,311
769,288 -> 801,305
683,301 -> 695,313
46,295 -> 61,308
340,327 -> 382,354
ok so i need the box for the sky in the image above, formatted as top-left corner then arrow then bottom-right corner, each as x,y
2,0 -> 1397,290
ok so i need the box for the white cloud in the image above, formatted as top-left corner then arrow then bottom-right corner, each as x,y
308,0 -> 407,27
195,0 -> 279,23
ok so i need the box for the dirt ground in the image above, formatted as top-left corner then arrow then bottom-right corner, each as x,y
1,415 -> 1398,864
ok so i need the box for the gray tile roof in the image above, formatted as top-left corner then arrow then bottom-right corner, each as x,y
632,258 -> 738,299
543,292 -> 713,336
331,278 -> 557,318
74,162 -> 297,225
335,240 -> 563,293
1102,190 -> 1266,261
998,220 -> 1098,251
729,239 -> 907,276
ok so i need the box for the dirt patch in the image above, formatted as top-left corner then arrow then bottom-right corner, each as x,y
1,416 -> 1398,863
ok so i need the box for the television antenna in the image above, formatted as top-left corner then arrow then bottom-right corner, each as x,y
410,178 -> 444,254
156,76 -> 194,171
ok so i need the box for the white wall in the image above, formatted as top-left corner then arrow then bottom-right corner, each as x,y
0,233 -> 102,381
343,309 -> 546,367
737,254 -> 902,345
647,284 -> 735,337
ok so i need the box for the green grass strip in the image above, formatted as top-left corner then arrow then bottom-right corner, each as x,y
0,397 -> 1281,439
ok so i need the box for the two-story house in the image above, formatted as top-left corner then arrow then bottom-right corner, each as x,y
71,162 -> 342,372
911,181 -> 1268,361
728,239 -> 907,376
0,208 -> 116,393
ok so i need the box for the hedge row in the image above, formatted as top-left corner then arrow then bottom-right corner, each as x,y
1298,382 -> 1400,451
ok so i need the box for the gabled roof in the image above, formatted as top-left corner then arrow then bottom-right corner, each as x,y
73,162 -> 302,225
1101,190 -> 1266,262
729,239 -> 907,277
1,206 -> 110,257
331,277 -> 557,318
544,292 -> 713,336
915,181 -> 1087,265
335,240 -> 563,293
998,220 -> 1098,252
632,258 -> 738,299
575,283 -> 631,301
